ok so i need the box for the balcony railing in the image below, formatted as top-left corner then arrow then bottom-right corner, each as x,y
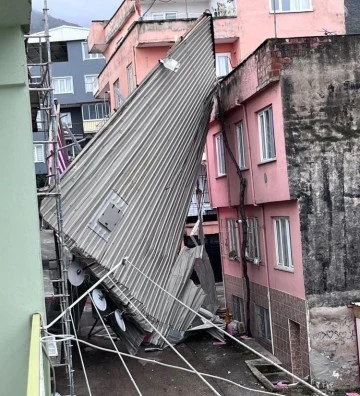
141,5 -> 236,20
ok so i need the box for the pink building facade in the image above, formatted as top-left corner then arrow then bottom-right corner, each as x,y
210,34 -> 360,390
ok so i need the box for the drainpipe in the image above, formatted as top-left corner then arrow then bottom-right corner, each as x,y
132,46 -> 138,86
243,102 -> 275,353
261,204 -> 275,354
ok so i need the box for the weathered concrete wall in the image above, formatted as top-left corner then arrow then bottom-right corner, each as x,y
345,0 -> 360,34
280,35 -> 360,389
281,35 -> 360,296
308,301 -> 358,390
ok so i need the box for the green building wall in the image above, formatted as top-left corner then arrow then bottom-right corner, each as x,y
0,10 -> 48,396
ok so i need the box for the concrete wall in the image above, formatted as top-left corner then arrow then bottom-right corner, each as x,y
0,24 -> 47,395
345,0 -> 360,34
280,34 -> 360,388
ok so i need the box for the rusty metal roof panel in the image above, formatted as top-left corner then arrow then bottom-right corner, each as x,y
41,14 -> 216,352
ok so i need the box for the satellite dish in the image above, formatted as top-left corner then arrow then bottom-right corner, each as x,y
92,289 -> 107,311
115,309 -> 126,332
68,261 -> 85,286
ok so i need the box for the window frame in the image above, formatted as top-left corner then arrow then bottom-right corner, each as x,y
255,304 -> 272,342
82,42 -> 105,60
258,105 -> 276,162
60,112 -> 72,128
33,144 -> 45,163
82,102 -> 110,121
232,295 -> 245,323
165,12 -> 177,19
269,0 -> 313,13
215,53 -> 232,78
236,122 -> 246,169
273,217 -> 293,270
52,76 -> 74,94
84,74 -> 98,93
227,219 -> 240,258
246,217 -> 261,263
215,133 -> 226,176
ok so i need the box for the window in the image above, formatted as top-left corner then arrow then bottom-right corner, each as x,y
246,218 -> 260,263
33,144 -> 45,163
60,112 -> 72,128
215,133 -> 226,176
82,42 -> 104,60
216,53 -> 232,77
151,12 -> 177,20
52,76 -> 74,94
82,102 -> 110,120
84,75 -> 98,93
255,304 -> 271,341
258,106 -> 276,161
227,219 -> 240,258
31,75 -> 42,84
232,296 -> 245,323
270,0 -> 312,12
273,217 -> 293,269
237,122 -> 246,169
113,79 -> 123,109
165,12 -> 177,19
127,63 -> 135,94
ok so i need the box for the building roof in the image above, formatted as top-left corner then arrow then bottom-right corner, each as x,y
28,25 -> 89,43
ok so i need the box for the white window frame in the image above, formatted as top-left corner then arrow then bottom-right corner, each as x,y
82,42 -> 105,60
82,103 -> 109,121
215,53 -> 232,78
60,112 -> 72,128
273,217 -> 293,269
152,12 -> 164,19
255,304 -> 272,341
258,106 -> 276,162
127,63 -> 135,94
227,219 -> 240,258
113,79 -> 123,109
215,133 -> 226,176
52,76 -> 74,94
246,217 -> 260,263
269,0 -> 312,13
33,144 -> 45,163
237,122 -> 246,169
165,12 -> 177,19
84,74 -> 98,93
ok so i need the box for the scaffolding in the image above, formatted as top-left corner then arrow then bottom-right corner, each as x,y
26,1 -> 75,394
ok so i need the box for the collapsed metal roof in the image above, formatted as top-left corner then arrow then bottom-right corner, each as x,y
41,14 -> 217,353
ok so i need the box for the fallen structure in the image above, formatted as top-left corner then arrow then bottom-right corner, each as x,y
41,14 -> 218,354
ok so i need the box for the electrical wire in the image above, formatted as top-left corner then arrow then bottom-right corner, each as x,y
107,277 -> 222,396
122,258 -> 329,396
69,309 -> 92,395
89,293 -> 143,396
42,333 -> 281,396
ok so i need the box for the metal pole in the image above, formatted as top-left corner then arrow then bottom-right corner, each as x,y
43,0 -> 74,394
273,0 -> 277,38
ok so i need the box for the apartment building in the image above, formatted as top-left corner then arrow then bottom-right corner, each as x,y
28,26 -> 108,173
207,34 -> 360,389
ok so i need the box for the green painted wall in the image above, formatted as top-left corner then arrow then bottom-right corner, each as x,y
0,26 -> 47,395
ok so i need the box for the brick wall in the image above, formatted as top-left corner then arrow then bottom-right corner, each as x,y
270,289 -> 309,376
224,274 -> 310,376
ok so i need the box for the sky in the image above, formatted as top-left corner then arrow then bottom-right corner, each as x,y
32,0 -> 121,26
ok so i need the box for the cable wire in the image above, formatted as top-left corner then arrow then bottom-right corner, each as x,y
43,333 -> 282,396
122,258 -> 329,396
69,309 -> 92,395
89,293 -> 143,396
107,277 -> 222,396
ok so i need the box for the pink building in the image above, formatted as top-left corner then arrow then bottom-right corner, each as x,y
208,34 -> 360,390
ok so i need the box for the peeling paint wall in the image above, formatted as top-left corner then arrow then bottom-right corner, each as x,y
280,35 -> 360,389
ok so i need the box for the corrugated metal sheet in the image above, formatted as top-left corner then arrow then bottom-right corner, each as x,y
41,14 -> 217,353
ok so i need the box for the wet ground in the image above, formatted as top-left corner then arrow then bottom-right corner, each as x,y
55,330 -> 333,396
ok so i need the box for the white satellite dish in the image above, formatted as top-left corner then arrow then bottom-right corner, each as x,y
92,289 -> 107,311
115,309 -> 126,332
68,261 -> 85,286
